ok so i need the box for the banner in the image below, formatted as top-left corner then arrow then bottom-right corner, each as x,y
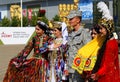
23,9 -> 27,16
78,0 -> 93,20
0,27 -> 35,45
28,9 -> 32,20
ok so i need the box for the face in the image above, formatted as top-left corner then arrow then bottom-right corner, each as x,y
53,28 -> 62,38
99,25 -> 107,36
91,29 -> 98,39
35,25 -> 44,36
69,16 -> 80,28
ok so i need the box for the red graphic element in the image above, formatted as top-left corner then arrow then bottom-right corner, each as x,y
73,57 -> 81,66
1,32 -> 12,38
23,9 -> 26,16
28,9 -> 32,20
85,58 -> 91,67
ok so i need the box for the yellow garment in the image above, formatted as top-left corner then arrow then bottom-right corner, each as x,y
72,34 -> 105,74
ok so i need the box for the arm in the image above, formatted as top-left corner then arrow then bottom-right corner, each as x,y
82,29 -> 92,45
48,38 -> 63,50
12,38 -> 34,62
11,38 -> 34,67
39,36 -> 53,54
17,38 -> 34,58
53,43 -> 62,49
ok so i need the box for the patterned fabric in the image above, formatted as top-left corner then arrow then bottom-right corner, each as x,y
72,35 -> 105,74
3,35 -> 52,82
54,44 -> 68,82
49,38 -> 68,82
67,27 -> 92,73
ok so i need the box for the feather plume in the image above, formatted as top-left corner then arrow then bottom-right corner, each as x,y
97,1 -> 113,20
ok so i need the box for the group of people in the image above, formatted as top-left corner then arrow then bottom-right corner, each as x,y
3,1 -> 120,82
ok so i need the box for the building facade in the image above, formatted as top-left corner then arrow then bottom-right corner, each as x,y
0,0 -> 73,20
0,0 -> 120,28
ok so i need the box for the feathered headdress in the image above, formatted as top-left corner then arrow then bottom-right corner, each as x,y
97,1 -> 114,34
97,1 -> 113,20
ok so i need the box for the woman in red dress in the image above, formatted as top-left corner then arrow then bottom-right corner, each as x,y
90,2 -> 120,82
91,18 -> 120,82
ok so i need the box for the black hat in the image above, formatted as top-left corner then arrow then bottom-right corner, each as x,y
37,21 -> 50,35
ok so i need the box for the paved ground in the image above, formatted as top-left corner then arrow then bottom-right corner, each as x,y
0,45 -> 120,82
0,45 -> 25,81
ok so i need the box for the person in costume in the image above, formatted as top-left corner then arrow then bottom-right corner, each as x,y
90,1 -> 120,82
66,10 -> 92,82
48,22 -> 68,82
3,21 -> 52,82
72,32 -> 105,82
72,2 -> 120,82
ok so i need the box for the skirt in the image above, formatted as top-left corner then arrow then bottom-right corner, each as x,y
3,57 -> 50,82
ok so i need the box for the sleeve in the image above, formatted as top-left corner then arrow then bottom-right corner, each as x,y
97,40 -> 116,76
39,42 -> 49,54
39,36 -> 52,54
16,38 -> 34,59
82,29 -> 92,45
61,43 -> 68,54
11,38 -> 34,67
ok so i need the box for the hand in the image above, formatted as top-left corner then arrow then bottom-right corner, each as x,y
64,70 -> 69,76
91,73 -> 99,81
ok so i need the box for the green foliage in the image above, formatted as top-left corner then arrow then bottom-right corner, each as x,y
0,39 -> 3,45
1,17 -> 11,27
53,15 -> 61,21
23,16 -> 28,27
0,21 -> 1,27
30,13 -> 38,26
11,16 -> 21,27
40,16 -> 48,24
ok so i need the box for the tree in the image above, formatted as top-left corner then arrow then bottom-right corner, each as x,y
23,16 -> 29,27
1,17 -> 11,27
53,15 -> 61,21
30,12 -> 38,26
11,16 -> 21,27
40,16 -> 48,24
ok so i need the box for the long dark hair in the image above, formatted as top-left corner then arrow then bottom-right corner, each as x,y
91,25 -> 100,34
92,27 -> 113,73
92,38 -> 107,73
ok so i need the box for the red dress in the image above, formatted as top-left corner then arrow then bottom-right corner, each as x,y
97,39 -> 120,82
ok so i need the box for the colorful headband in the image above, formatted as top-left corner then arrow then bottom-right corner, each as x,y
98,18 -> 114,34
37,21 -> 50,35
